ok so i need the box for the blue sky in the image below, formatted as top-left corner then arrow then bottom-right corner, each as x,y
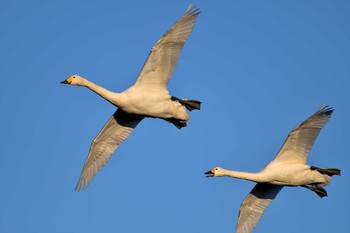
1,1 -> 349,233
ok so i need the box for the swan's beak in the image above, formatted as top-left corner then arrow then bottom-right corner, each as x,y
60,76 -> 73,84
204,170 -> 214,178
60,79 -> 69,84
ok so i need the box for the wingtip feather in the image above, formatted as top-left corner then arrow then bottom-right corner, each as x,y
185,4 -> 201,16
318,104 -> 334,116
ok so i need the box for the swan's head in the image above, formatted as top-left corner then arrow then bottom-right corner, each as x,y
204,167 -> 225,177
60,75 -> 86,86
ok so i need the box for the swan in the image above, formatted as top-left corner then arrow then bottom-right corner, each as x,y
61,5 -> 201,191
205,105 -> 340,233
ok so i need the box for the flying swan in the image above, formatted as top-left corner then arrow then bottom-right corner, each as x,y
205,105 -> 340,233
61,5 -> 201,191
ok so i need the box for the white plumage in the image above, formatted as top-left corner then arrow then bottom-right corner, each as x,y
61,5 -> 201,191
205,105 -> 340,233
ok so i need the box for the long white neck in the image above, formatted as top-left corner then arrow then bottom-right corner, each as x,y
223,170 -> 264,183
83,79 -> 122,107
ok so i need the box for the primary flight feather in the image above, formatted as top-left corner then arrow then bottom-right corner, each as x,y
205,105 -> 340,233
61,5 -> 201,191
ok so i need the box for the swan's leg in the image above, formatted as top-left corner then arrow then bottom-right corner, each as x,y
171,96 -> 201,111
165,118 -> 187,129
302,185 -> 328,198
310,166 -> 341,176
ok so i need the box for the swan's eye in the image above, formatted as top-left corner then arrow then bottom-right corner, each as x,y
215,168 -> 218,170
73,76 -> 75,79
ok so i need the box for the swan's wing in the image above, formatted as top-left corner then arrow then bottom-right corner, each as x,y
272,105 -> 334,164
133,5 -> 200,89
236,183 -> 283,233
75,109 -> 144,191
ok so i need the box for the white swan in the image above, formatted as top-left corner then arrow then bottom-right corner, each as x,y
61,5 -> 201,191
205,105 -> 340,233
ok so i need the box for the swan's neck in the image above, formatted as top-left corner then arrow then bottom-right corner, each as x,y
83,79 -> 122,106
223,170 -> 264,183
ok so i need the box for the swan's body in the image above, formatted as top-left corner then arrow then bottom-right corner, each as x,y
61,5 -> 201,191
215,163 -> 330,186
205,105 -> 340,233
69,78 -> 189,120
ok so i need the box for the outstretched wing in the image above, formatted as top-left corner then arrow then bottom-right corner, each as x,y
272,105 -> 334,164
133,5 -> 200,89
236,183 -> 283,233
75,109 -> 144,191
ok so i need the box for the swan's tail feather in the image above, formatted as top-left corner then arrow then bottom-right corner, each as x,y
302,185 -> 328,198
171,96 -> 201,111
310,166 -> 341,176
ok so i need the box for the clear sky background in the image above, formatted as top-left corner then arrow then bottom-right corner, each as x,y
0,1 -> 349,233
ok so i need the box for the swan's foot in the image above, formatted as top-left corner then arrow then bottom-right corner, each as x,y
165,118 -> 187,129
171,96 -> 201,111
310,166 -> 341,176
179,99 -> 201,111
302,185 -> 328,198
